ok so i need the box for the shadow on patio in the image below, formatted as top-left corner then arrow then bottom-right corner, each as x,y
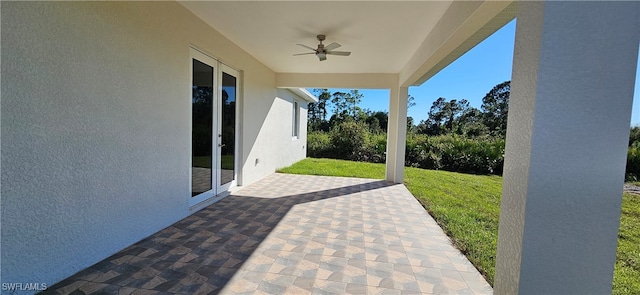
47,174 -> 491,294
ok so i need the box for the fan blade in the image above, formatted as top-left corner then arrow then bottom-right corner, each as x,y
324,42 -> 341,51
326,51 -> 351,56
296,44 -> 317,51
293,52 -> 316,56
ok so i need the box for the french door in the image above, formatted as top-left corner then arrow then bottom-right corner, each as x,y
190,48 -> 238,206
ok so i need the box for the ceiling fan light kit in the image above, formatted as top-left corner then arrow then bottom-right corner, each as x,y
293,34 -> 351,61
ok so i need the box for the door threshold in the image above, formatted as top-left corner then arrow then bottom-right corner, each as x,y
189,190 -> 231,213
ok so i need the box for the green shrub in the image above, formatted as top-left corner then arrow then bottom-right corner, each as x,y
364,133 -> 387,163
311,127 -> 640,179
442,136 -> 504,175
630,126 -> 640,146
309,125 -> 387,163
310,128 -> 505,175
627,142 -> 640,181
307,131 -> 332,158
406,134 -> 437,169
329,120 -> 369,161
405,134 -> 504,175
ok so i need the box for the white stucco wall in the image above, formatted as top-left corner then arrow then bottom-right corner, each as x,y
276,89 -> 309,169
238,88 -> 309,185
1,1 -> 307,289
494,2 -> 639,294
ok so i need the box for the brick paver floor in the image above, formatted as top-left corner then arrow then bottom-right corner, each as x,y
47,173 -> 492,294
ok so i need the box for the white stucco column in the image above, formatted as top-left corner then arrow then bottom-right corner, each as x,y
386,86 -> 408,183
494,1 -> 640,294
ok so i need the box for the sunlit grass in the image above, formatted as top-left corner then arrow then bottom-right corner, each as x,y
278,158 -> 385,179
613,193 -> 640,295
403,166 -> 501,283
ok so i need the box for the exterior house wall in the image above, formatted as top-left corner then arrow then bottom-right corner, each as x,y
1,1 -> 308,288
237,88 -> 309,192
277,89 -> 309,169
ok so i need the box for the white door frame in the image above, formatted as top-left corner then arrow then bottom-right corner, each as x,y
216,63 -> 239,193
189,48 -> 239,207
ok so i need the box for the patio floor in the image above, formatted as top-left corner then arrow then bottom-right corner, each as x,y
47,173 -> 492,294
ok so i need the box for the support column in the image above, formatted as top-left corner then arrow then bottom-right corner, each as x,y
385,86 -> 408,183
494,1 -> 640,294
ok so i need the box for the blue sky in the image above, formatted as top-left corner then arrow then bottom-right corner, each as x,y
315,20 -> 640,126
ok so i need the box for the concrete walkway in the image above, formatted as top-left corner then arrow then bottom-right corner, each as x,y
48,173 -> 492,294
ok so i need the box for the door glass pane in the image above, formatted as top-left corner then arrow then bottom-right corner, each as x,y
192,60 -> 213,196
220,72 -> 236,185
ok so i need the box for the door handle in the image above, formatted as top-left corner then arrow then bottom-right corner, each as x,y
218,143 -> 226,147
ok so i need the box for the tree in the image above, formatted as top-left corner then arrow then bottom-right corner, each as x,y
422,97 -> 473,135
407,95 -> 416,109
406,116 -> 416,133
347,90 -> 364,118
630,126 -> 640,146
308,89 -> 331,131
365,110 -> 388,133
481,81 -> 510,137
329,89 -> 364,125
456,107 -> 489,137
405,95 -> 417,133
330,91 -> 349,118
330,90 -> 363,119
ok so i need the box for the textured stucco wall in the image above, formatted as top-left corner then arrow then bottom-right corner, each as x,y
385,86 -> 408,183
495,1 -> 640,294
239,88 -> 309,186
1,1 -> 306,290
277,89 -> 308,169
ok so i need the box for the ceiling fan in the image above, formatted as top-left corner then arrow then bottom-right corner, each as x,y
294,35 -> 351,61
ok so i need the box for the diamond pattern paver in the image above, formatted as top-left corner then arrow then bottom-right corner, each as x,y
46,173 -> 492,294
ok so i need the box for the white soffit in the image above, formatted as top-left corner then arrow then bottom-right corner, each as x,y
180,1 -> 452,74
286,88 -> 318,103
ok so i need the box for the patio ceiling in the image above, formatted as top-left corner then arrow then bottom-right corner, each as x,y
179,1 -> 516,87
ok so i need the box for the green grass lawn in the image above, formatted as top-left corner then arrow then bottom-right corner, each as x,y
279,158 -> 386,179
614,192 -> 640,294
278,158 -> 640,293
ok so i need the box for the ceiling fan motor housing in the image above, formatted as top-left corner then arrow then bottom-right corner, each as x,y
293,34 -> 350,61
